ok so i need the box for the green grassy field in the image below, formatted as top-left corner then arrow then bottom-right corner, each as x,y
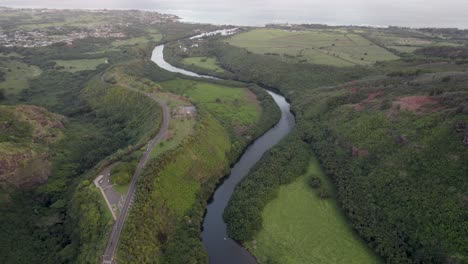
387,45 -> 420,53
147,92 -> 197,161
0,52 -> 23,58
182,56 -> 225,72
247,159 -> 380,264
160,79 -> 260,127
113,184 -> 129,196
149,116 -> 196,160
54,58 -> 107,72
0,61 -> 41,97
366,32 -> 461,54
111,33 -> 162,47
227,28 -> 399,66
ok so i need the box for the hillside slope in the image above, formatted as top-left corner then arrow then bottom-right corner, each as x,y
0,105 -> 65,187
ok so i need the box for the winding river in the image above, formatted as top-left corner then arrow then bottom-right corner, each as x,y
151,35 -> 295,263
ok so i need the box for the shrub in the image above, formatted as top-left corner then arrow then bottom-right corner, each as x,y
111,162 -> 136,185
441,76 -> 452,82
319,186 -> 331,199
309,176 -> 321,188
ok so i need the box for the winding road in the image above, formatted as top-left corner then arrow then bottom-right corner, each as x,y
102,85 -> 170,264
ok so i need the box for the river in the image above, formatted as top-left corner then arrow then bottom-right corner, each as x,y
151,38 -> 295,263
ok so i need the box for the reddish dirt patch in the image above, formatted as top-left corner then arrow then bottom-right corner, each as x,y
395,96 -> 441,113
349,87 -> 359,94
463,195 -> 468,203
351,146 -> 369,157
366,91 -> 384,101
164,131 -> 173,140
234,125 -> 248,136
0,152 -> 50,187
16,105 -> 64,129
245,88 -> 258,102
0,153 -> 30,176
245,88 -> 261,113
352,103 -> 363,111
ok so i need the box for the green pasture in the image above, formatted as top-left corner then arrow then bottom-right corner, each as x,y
111,33 -> 162,47
54,58 -> 107,72
227,28 -> 399,66
182,56 -> 225,72
0,60 -> 41,97
160,79 -> 260,127
367,33 -> 461,53
148,112 -> 196,160
248,159 -> 381,264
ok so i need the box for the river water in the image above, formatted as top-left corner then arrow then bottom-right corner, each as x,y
151,41 -> 295,263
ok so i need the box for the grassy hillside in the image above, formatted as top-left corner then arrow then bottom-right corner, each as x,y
0,105 -> 65,188
118,111 -> 231,263
0,60 -> 41,101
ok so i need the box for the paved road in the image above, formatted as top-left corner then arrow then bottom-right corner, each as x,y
94,163 -> 126,220
102,85 -> 170,264
94,166 -> 119,220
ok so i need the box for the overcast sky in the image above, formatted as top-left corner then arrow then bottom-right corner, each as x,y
2,0 -> 468,28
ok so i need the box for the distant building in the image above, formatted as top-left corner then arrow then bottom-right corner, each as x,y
174,106 -> 197,118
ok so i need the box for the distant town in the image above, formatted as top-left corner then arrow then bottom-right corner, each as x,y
0,7 -> 178,47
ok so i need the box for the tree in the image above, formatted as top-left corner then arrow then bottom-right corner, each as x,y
0,89 -> 5,100
309,176 -> 321,188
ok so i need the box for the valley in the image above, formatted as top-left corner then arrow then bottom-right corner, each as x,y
0,6 -> 467,264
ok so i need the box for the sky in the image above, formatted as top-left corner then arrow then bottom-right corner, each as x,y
2,0 -> 468,28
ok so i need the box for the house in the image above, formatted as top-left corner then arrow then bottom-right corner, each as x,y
174,106 -> 197,118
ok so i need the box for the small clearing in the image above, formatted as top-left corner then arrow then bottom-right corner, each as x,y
395,96 -> 440,113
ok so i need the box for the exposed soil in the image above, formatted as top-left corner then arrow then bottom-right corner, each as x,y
0,152 -> 50,187
365,91 -> 384,101
351,146 -> 369,157
352,103 -> 363,111
0,105 -> 64,187
394,96 -> 442,113
349,87 -> 359,94
16,105 -> 65,143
